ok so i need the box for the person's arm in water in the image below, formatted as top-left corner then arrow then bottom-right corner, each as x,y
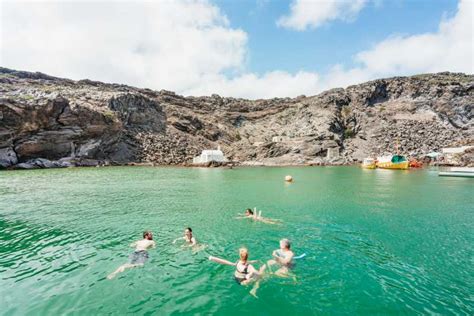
190,237 -> 197,246
172,237 -> 183,244
150,240 -> 156,248
209,256 -> 236,266
130,241 -> 138,247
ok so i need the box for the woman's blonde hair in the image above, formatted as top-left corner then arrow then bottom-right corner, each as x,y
239,248 -> 248,261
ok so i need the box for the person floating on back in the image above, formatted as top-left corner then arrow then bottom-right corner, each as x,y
107,231 -> 156,280
236,208 -> 282,225
173,227 -> 197,246
209,247 -> 265,297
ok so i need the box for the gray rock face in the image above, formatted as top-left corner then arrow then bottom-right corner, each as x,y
0,147 -> 17,168
0,67 -> 472,168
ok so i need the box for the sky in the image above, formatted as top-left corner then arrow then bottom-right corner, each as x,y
1,0 -> 473,99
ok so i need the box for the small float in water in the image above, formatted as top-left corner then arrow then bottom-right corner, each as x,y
376,155 -> 409,170
284,175 -> 293,182
361,158 -> 376,169
439,167 -> 474,178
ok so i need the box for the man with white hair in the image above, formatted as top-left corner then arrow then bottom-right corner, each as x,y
266,238 -> 295,276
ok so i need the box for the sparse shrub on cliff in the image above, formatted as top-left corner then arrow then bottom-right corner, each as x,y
344,128 -> 355,138
341,106 -> 352,118
103,110 -> 116,122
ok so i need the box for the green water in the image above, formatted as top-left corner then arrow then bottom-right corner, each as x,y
0,166 -> 472,315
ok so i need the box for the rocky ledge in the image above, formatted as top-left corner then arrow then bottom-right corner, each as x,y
0,67 -> 472,169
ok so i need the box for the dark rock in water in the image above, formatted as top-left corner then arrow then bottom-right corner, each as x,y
15,162 -> 36,169
75,159 -> 101,167
0,147 -> 18,168
0,67 -> 472,167
26,158 -> 57,168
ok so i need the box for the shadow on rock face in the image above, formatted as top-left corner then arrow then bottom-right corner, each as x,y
108,94 -> 166,133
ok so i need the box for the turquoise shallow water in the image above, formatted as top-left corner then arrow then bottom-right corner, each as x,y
0,166 -> 473,315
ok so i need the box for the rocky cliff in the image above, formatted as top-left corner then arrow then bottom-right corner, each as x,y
0,67 -> 472,169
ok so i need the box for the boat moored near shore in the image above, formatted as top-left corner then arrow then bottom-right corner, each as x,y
439,167 -> 474,178
376,155 -> 409,170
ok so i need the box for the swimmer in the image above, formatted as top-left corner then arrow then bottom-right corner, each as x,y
264,238 -> 294,277
107,231 -> 156,280
235,208 -> 257,219
173,227 -> 197,247
209,248 -> 265,297
250,239 -> 297,295
236,208 -> 282,225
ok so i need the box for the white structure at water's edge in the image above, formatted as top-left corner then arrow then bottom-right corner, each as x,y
193,146 -> 227,164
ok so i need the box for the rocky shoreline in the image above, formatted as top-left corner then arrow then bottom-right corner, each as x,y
1,67 -> 472,170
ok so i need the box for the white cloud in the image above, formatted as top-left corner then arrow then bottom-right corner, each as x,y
0,0 -> 472,100
327,0 -> 474,87
277,0 -> 368,31
1,0 -> 247,92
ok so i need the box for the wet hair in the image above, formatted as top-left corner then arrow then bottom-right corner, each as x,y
143,231 -> 153,240
245,208 -> 254,215
185,227 -> 192,233
280,238 -> 291,249
239,248 -> 248,261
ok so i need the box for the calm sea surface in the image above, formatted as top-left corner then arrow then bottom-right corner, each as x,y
0,166 -> 472,315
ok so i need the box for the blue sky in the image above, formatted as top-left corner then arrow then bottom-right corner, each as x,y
216,0 -> 460,75
1,0 -> 472,98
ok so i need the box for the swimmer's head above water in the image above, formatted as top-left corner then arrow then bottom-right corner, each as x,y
280,238 -> 290,250
143,231 -> 153,240
185,227 -> 193,237
245,208 -> 253,216
239,247 -> 249,262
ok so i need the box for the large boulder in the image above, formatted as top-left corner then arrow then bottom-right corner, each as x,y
0,147 -> 18,168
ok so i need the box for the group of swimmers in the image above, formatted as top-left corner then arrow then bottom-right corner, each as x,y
107,209 -> 295,297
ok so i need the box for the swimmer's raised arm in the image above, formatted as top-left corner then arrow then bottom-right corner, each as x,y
209,256 -> 236,266
172,237 -> 182,244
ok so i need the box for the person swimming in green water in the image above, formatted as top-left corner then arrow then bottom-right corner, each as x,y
173,227 -> 197,246
266,238 -> 295,276
107,231 -> 156,280
249,238 -> 296,295
209,248 -> 265,297
236,208 -> 282,225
